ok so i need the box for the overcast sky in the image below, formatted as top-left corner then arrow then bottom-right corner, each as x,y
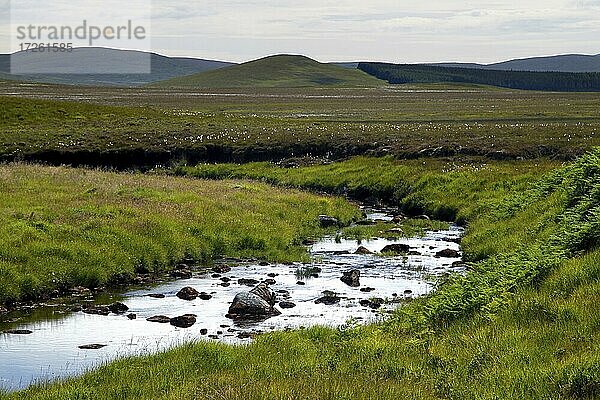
2,0 -> 600,63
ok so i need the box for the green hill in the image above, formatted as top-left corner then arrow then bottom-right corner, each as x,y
152,55 -> 384,88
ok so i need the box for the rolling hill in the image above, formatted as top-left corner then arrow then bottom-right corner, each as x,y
430,53 -> 600,73
0,48 -> 233,86
152,55 -> 384,88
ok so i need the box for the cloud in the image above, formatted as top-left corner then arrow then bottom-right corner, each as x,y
3,0 -> 599,62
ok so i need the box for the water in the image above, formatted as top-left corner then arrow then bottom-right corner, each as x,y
0,211 -> 464,391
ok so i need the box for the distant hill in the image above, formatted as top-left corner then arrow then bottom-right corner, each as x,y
0,48 -> 233,86
430,54 -> 600,73
152,55 -> 384,88
359,62 -> 600,92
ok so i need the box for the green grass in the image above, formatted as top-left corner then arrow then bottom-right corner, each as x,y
8,150 -> 600,399
0,164 -> 359,306
1,84 -> 600,162
151,55 -> 384,88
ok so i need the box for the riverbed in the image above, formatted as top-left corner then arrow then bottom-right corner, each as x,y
0,210 -> 464,391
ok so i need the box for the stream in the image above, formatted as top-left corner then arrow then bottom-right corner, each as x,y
0,209 -> 464,392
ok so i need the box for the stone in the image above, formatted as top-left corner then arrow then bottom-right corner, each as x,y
3,329 -> 32,335
227,283 -> 281,320
213,265 -> 232,273
360,287 -> 375,293
69,286 -> 92,296
238,278 -> 260,287
108,302 -> 129,314
200,329 -> 208,335
392,215 -> 406,223
78,344 -> 107,350
177,286 -> 200,301
341,269 -> 361,287
296,281 -> 306,286
318,215 -> 340,228
264,278 -> 276,285
315,291 -> 340,305
170,269 -> 193,279
381,243 -> 410,254
82,305 -> 110,316
146,293 -> 165,299
127,313 -> 137,320
436,249 -> 461,258
147,315 -> 171,323
355,246 -> 373,254
359,298 -> 383,309
199,292 -> 212,300
170,314 -> 197,328
408,251 -> 422,256
279,301 -> 296,309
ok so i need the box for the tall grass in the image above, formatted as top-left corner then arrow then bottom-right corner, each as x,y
0,164 -> 359,306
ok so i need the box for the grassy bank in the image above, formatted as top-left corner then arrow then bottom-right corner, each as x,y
0,164 -> 359,307
7,151 -> 600,399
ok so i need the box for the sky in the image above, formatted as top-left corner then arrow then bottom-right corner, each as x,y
2,0 -> 600,63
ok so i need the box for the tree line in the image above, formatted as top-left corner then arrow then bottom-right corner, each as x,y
358,62 -> 600,91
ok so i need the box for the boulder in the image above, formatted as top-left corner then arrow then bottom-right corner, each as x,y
341,269 -> 361,287
147,315 -> 171,323
108,302 -> 129,314
436,249 -> 461,258
227,283 -> 281,320
177,286 -> 200,301
355,246 -> 373,255
318,215 -> 340,228
170,314 -> 197,328
381,244 -> 410,254
127,313 -> 137,320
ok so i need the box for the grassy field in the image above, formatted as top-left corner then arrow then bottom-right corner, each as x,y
6,150 -> 600,399
3,82 -> 600,398
1,82 -> 600,164
0,164 -> 359,306
152,55 -> 383,88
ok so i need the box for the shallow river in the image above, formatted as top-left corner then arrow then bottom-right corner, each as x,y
0,210 -> 463,391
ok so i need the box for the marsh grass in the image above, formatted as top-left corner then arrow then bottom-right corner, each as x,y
2,85 -> 600,163
0,164 -> 359,306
